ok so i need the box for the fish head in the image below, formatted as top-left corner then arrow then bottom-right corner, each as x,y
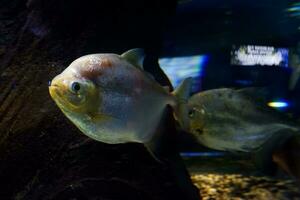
187,102 -> 229,150
49,53 -> 143,144
187,94 -> 223,149
48,55 -> 105,120
49,74 -> 98,114
187,102 -> 206,137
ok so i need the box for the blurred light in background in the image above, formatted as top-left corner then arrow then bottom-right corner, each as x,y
159,55 -> 209,93
231,45 -> 289,67
234,79 -> 254,86
180,151 -> 225,158
286,2 -> 300,18
267,101 -> 289,108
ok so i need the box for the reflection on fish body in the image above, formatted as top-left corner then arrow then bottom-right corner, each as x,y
187,88 -> 300,152
289,53 -> 300,90
49,48 -> 192,156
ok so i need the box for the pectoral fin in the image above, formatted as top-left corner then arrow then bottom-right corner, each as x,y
143,106 -> 176,163
86,112 -> 114,122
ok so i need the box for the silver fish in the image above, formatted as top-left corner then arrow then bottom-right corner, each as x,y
49,48 -> 192,156
289,53 -> 300,90
187,88 -> 300,152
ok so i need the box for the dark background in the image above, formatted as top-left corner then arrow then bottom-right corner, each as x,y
162,0 -> 300,117
0,0 -> 300,199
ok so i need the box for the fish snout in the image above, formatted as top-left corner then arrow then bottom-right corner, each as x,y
49,75 -> 63,88
48,77 -> 62,99
195,128 -> 204,135
188,108 -> 196,118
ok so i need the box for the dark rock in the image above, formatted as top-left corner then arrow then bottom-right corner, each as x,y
0,1 -> 200,200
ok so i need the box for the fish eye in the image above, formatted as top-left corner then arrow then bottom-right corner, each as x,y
188,109 -> 196,118
71,82 -> 81,93
195,129 -> 203,135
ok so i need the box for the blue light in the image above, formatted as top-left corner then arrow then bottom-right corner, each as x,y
159,55 -> 209,93
231,45 -> 289,67
286,3 -> 300,18
287,6 -> 300,12
180,151 -> 225,157
235,79 -> 253,86
267,101 -> 289,108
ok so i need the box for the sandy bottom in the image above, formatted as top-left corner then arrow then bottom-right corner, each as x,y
183,155 -> 300,199
191,173 -> 300,200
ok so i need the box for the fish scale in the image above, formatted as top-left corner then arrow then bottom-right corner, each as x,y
49,49 -> 193,158
187,88 -> 300,153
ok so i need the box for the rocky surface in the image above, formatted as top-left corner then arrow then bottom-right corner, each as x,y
0,1 -> 201,200
184,155 -> 300,200
192,174 -> 300,200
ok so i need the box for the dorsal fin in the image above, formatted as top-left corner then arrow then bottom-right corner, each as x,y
145,71 -> 155,80
171,77 -> 193,131
237,87 -> 270,105
121,48 -> 145,69
163,86 -> 170,92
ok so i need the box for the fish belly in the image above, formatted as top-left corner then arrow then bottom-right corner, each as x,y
97,87 -> 172,144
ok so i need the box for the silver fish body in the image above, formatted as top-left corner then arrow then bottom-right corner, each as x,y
49,49 -> 191,149
187,88 -> 300,152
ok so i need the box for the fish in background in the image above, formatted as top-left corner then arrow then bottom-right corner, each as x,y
187,87 -> 300,152
289,52 -> 300,90
49,48 -> 192,158
187,88 -> 300,173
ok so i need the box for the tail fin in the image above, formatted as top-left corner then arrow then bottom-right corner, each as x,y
171,77 -> 193,131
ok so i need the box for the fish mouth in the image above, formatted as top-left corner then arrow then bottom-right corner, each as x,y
49,84 -> 63,100
49,84 -> 87,114
49,84 -> 70,110
195,128 -> 203,135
